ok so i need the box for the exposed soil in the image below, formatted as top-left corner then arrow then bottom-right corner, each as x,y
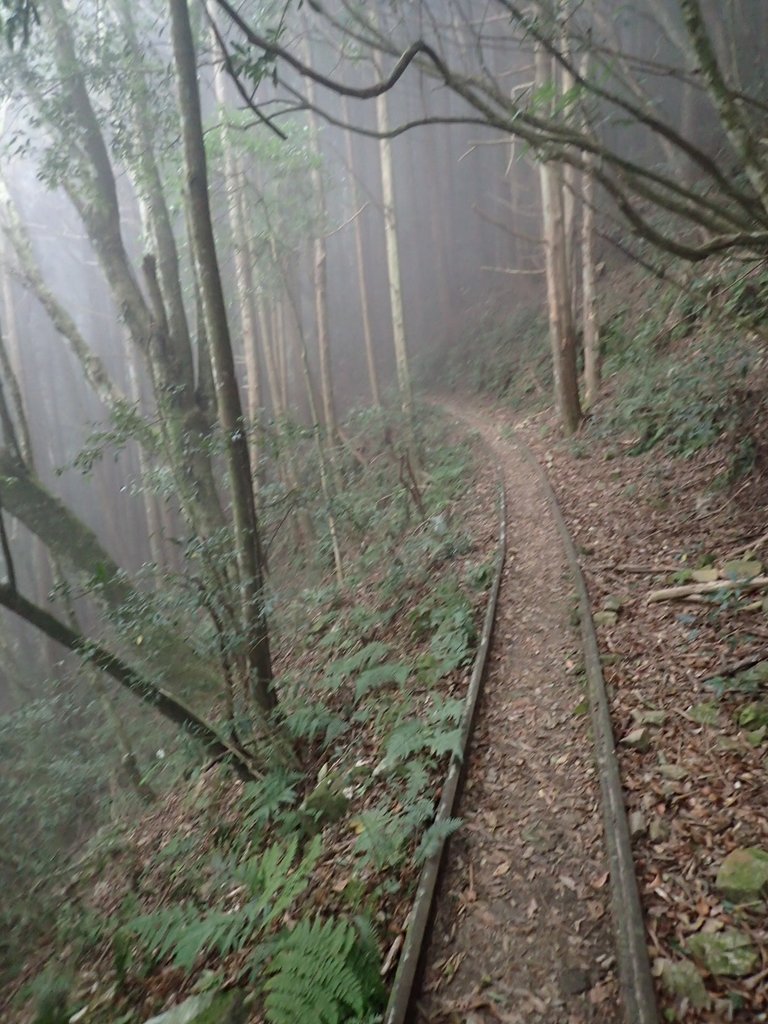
417,403 -> 621,1024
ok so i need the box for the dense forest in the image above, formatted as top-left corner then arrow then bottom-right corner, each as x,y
0,2 -> 767,1023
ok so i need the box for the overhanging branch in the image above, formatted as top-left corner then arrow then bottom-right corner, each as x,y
0,582 -> 258,780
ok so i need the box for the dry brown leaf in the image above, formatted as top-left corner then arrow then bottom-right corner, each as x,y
588,982 -> 612,1005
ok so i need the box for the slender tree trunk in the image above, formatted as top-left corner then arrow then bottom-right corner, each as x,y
581,155 -> 600,408
234,166 -> 262,424
580,56 -> 600,408
117,0 -> 193,371
341,96 -> 380,408
211,43 -> 263,444
680,0 -> 768,212
43,0 -> 225,542
302,33 -> 338,441
255,292 -> 314,547
169,0 -> 275,715
279,277 -> 344,586
375,69 -> 414,425
560,27 -> 578,297
0,261 -> 31,462
126,349 -> 166,572
535,45 -> 582,435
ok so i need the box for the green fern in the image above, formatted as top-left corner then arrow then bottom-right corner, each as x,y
322,642 -> 393,687
125,836 -> 322,972
237,834 -> 322,926
414,817 -> 463,864
353,808 -> 406,870
402,760 -> 430,803
240,769 -> 301,833
264,916 -> 383,1024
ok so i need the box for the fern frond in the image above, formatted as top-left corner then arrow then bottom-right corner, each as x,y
402,761 -> 430,803
240,769 -> 300,833
414,817 -> 462,864
127,904 -> 194,967
126,836 -> 322,973
353,808 -> 405,870
264,916 -> 382,1024
240,834 -> 322,927
322,642 -> 393,691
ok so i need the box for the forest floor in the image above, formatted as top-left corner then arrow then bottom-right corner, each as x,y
417,396 -> 768,1024
0,413 -> 504,1024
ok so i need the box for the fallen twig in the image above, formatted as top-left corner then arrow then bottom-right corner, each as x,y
381,934 -> 404,976
603,563 -> 680,575
647,575 -> 768,603
713,652 -> 767,678
725,528 -> 768,560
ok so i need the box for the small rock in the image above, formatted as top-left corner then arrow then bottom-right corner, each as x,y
621,727 -> 651,752
602,595 -> 623,613
746,725 -> 767,747
559,966 -> 590,995
721,558 -> 762,581
738,702 -> 768,730
688,701 -> 719,726
649,818 -> 669,842
658,958 -> 709,1009
691,568 -> 720,583
658,763 -> 686,781
300,778 -> 350,835
628,810 -> 646,839
144,992 -> 243,1024
593,610 -> 618,627
633,708 -> 667,727
716,847 -> 768,902
688,929 -> 758,977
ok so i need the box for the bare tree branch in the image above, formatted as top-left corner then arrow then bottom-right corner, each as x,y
0,581 -> 258,779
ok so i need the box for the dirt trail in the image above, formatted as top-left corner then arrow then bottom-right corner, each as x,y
417,405 -> 622,1024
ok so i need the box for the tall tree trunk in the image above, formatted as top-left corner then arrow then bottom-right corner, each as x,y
581,159 -> 600,408
117,0 -> 193,372
680,0 -> 768,213
254,291 -> 314,548
279,274 -> 344,586
211,43 -> 263,440
234,164 -> 263,425
375,69 -> 414,425
535,45 -> 582,435
43,0 -> 225,542
169,0 -> 275,716
126,348 -> 166,573
341,95 -> 380,408
302,33 -> 338,441
560,26 -> 578,297
0,256 -> 31,462
580,57 -> 600,409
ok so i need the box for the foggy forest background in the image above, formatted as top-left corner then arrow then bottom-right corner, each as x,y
1,0 -> 767,1021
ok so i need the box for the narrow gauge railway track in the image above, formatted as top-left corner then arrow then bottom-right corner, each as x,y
385,405 -> 658,1024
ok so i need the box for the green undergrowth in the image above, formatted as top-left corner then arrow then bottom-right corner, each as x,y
593,260 -> 768,474
423,257 -> 768,483
4,405 -> 492,1024
422,301 -> 551,409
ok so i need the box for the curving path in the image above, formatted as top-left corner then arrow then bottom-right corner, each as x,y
415,405 -> 623,1024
